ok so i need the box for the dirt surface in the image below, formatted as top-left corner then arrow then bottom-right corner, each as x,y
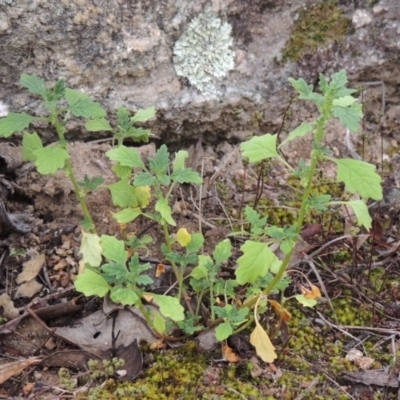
1,106 -> 400,399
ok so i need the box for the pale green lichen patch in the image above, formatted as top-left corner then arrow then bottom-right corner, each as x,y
173,7 -> 235,95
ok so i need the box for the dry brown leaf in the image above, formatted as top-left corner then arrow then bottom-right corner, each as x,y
155,264 -> 166,278
0,358 -> 41,385
356,234 -> 370,250
142,294 -> 153,302
222,343 -> 239,363
300,284 -> 321,300
268,300 -> 291,322
16,254 -> 45,284
301,224 -> 322,239
150,340 -> 166,350
0,293 -> 19,319
355,357 -> 374,370
15,280 -> 43,298
22,382 -> 35,396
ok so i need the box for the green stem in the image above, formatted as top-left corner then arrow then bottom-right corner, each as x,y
232,314 -> 255,335
162,222 -> 183,300
137,301 -> 159,335
195,291 -> 205,317
242,153 -> 319,310
52,111 -> 97,233
209,279 -> 215,321
64,158 -> 97,233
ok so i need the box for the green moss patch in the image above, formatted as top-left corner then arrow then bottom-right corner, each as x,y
282,1 -> 351,62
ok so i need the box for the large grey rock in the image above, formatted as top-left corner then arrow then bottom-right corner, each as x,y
0,0 -> 399,145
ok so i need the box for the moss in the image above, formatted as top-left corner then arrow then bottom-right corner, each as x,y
80,342 -> 267,399
256,175 -> 346,230
282,1 -> 350,62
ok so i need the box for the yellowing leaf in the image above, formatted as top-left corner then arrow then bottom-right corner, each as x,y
177,228 -> 191,247
300,284 -> 321,300
79,231 -> 102,267
135,186 -> 151,208
250,322 -> 277,363
250,295 -> 277,363
268,300 -> 291,322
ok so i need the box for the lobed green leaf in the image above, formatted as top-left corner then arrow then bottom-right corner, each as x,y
101,235 -> 128,265
333,103 -> 363,132
334,158 -> 382,200
85,118 -> 112,132
279,122 -> 314,148
65,88 -> 106,118
33,146 -> 69,174
190,265 -> 208,280
0,112 -> 35,138
172,150 -> 188,172
20,74 -> 47,97
110,286 -> 139,306
185,232 -> 204,254
112,207 -> 142,224
155,197 -> 176,226
151,293 -> 185,321
80,231 -> 102,267
171,168 -> 202,185
289,77 -> 313,97
101,262 -> 129,284
213,239 -> 232,265
106,179 -> 139,208
240,134 -> 279,163
134,171 -> 155,187
106,145 -> 145,169
236,241 -> 279,284
336,200 -> 372,230
22,132 -> 43,161
332,96 -> 357,107
75,269 -> 110,297
149,144 -> 169,175
215,322 -> 232,341
131,106 -> 156,123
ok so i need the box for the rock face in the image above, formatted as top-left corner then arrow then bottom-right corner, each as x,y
0,0 -> 399,146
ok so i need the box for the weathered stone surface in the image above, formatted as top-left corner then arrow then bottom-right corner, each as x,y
0,0 -> 399,145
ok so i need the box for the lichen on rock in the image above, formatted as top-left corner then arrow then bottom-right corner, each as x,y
173,7 -> 235,95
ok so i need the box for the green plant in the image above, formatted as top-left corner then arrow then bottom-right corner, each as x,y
231,69 -> 382,362
0,74 -> 155,232
76,145 -> 203,335
0,70 -> 383,365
